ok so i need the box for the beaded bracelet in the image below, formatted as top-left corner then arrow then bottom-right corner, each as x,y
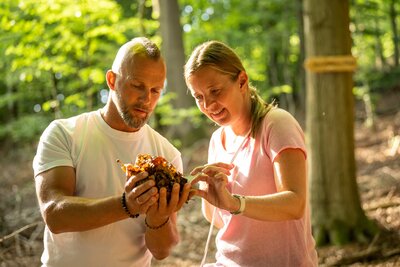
145,217 -> 170,230
121,192 -> 139,218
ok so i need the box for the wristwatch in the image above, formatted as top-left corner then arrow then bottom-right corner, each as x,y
230,194 -> 246,215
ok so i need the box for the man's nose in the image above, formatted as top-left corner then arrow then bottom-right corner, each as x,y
139,89 -> 151,103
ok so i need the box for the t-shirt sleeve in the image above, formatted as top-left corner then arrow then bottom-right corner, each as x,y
262,109 -> 307,162
32,121 -> 74,177
170,153 -> 183,173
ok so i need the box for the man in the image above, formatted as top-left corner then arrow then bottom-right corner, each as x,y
33,37 -> 191,267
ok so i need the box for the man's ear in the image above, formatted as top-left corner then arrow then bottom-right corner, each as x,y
106,70 -> 116,90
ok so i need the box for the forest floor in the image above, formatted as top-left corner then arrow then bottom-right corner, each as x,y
0,90 -> 399,266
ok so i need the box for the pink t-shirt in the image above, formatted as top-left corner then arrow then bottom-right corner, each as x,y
206,108 -> 318,267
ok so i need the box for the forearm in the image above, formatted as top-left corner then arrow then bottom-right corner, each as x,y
41,194 -> 127,233
144,213 -> 179,260
240,191 -> 306,221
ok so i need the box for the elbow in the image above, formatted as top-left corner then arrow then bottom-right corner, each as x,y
291,197 -> 306,220
150,235 -> 179,260
152,250 -> 170,261
41,201 -> 65,234
151,242 -> 176,260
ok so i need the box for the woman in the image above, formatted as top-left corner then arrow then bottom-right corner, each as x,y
185,40 -> 318,266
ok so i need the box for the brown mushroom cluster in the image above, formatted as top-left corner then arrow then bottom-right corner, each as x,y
117,154 -> 188,200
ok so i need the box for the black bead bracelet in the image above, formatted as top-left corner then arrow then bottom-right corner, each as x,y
121,192 -> 139,218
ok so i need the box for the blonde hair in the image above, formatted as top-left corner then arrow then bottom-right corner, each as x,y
184,40 -> 274,137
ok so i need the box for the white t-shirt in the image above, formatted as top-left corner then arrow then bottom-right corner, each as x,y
33,109 -> 182,267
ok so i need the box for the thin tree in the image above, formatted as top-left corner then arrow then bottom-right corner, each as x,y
389,0 -> 399,67
155,0 -> 195,142
303,0 -> 377,245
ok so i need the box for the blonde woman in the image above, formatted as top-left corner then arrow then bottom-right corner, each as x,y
185,41 -> 318,266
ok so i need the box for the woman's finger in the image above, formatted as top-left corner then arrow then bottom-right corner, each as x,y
190,172 -> 211,185
202,165 -> 232,176
190,166 -> 206,175
190,162 -> 234,176
214,172 -> 229,184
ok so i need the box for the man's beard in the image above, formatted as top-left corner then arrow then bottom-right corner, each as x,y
116,91 -> 149,129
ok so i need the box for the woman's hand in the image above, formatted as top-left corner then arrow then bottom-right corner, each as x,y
189,162 -> 238,211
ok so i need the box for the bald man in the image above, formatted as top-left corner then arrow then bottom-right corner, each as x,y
33,37 -> 191,267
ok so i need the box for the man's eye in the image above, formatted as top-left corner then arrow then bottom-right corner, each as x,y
211,89 -> 220,95
151,88 -> 161,95
131,83 -> 142,89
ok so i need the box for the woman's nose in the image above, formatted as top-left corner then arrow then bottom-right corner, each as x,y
202,96 -> 211,110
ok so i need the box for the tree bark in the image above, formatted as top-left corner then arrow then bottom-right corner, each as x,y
296,0 -> 306,124
389,0 -> 399,67
157,0 -> 193,109
303,0 -> 376,246
156,0 -> 196,145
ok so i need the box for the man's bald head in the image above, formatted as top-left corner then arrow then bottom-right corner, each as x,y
111,37 -> 162,77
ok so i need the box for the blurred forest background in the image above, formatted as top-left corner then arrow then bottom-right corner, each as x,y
0,0 -> 399,266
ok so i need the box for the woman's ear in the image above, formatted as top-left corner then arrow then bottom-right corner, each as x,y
106,70 -> 116,90
238,71 -> 248,91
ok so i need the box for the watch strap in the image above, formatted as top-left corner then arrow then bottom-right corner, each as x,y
230,194 -> 246,215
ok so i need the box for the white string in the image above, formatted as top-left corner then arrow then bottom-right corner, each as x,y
200,129 -> 251,267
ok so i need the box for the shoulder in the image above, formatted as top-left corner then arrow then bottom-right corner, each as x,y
259,108 -> 305,143
264,108 -> 296,123
39,111 -> 96,144
46,111 -> 95,132
261,108 -> 302,131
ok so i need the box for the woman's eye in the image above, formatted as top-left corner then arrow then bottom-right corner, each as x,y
195,95 -> 203,101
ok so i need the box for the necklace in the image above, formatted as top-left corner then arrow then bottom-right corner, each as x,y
200,129 -> 251,266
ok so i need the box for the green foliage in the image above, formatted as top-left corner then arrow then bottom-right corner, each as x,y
0,0 -> 399,148
0,0 -> 161,147
154,92 -> 204,128
180,0 -> 301,97
0,114 -> 51,144
364,67 -> 400,92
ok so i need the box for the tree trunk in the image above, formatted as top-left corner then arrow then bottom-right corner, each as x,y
303,0 -> 376,246
157,0 -> 193,109
373,18 -> 387,69
157,0 -> 196,145
138,0 -> 147,36
296,0 -> 306,124
389,0 -> 399,67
